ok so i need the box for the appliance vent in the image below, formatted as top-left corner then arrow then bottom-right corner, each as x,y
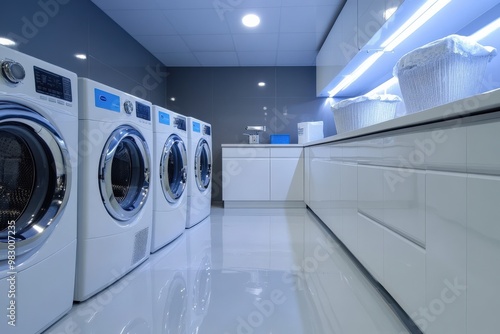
132,227 -> 149,265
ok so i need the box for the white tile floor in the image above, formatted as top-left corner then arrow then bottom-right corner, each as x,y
45,207 -> 411,334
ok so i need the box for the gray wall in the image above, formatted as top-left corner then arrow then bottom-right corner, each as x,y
0,0 -> 167,105
165,67 -> 335,203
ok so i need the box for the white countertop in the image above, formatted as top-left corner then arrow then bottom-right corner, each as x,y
221,144 -> 304,148
221,88 -> 500,149
307,88 -> 500,146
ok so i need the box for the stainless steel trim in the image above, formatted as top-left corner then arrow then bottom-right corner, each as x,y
194,138 -> 212,192
0,103 -> 71,260
99,125 -> 150,222
160,134 -> 187,204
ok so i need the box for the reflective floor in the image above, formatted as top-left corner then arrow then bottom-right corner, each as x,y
45,207 -> 410,334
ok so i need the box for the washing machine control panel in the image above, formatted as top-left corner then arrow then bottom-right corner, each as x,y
135,102 -> 151,121
203,125 -> 211,136
1,60 -> 25,84
174,116 -> 186,131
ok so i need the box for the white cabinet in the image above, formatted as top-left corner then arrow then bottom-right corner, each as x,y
466,174 -> 500,333
222,158 -> 270,201
222,146 -> 304,206
270,148 -> 304,201
425,172 -> 466,334
222,147 -> 270,201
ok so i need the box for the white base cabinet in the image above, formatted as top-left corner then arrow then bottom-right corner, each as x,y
304,112 -> 500,333
222,146 -> 304,206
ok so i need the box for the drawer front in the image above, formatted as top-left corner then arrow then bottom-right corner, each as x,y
467,119 -> 500,175
223,147 -> 270,158
383,167 -> 426,246
357,213 -> 384,284
383,227 -> 426,321
270,147 -> 303,158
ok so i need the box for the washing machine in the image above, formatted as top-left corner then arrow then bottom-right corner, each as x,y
186,117 -> 212,228
0,46 -> 78,333
151,106 -> 188,253
74,78 -> 153,302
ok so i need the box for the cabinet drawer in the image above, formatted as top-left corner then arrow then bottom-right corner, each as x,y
223,147 -> 270,158
270,147 -> 303,158
467,118 -> 500,175
357,213 -> 384,284
383,227 -> 426,319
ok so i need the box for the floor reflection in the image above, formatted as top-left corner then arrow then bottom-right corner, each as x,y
45,208 -> 409,334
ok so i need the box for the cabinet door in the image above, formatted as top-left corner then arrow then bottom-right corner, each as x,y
270,158 -> 304,201
425,172 -> 466,334
222,158 -> 270,201
467,174 -> 500,333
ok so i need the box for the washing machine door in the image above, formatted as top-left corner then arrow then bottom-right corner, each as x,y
160,134 -> 187,204
194,139 -> 211,192
99,125 -> 151,222
0,102 -> 71,260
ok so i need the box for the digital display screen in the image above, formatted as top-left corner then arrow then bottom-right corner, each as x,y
174,117 -> 186,131
34,66 -> 72,102
136,102 -> 151,121
204,125 -> 211,136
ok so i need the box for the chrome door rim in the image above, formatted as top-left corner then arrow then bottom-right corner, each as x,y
194,139 -> 211,192
99,125 -> 150,222
160,134 -> 187,204
0,102 -> 71,260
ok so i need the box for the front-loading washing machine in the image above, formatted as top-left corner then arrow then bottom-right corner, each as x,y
0,45 -> 78,333
74,78 -> 153,302
186,117 -> 212,228
151,106 -> 188,253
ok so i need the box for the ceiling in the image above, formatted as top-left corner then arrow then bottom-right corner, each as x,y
90,0 -> 346,67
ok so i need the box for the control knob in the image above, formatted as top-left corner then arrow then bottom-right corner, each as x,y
124,100 -> 134,115
1,60 -> 25,84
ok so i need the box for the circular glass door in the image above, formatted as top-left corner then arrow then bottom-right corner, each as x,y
160,134 -> 187,204
0,102 -> 70,260
194,139 -> 211,192
99,125 -> 151,222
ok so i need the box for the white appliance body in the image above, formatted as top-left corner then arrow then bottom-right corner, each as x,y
0,45 -> 78,333
186,117 -> 212,228
151,106 -> 188,252
75,78 -> 153,301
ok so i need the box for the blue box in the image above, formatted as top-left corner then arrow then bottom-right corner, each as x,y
270,134 -> 290,144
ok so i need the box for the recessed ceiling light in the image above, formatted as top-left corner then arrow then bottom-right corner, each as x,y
242,14 -> 260,28
170,97 -> 176,101
75,54 -> 87,60
258,82 -> 266,87
0,37 -> 16,46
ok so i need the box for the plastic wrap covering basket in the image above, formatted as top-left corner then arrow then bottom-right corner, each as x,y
331,95 -> 401,134
394,34 -> 497,114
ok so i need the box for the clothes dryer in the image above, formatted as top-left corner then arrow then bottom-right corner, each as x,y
0,45 -> 78,333
186,117 -> 212,228
151,106 -> 188,253
74,78 -> 153,301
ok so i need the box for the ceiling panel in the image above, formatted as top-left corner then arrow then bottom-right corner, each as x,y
195,52 -> 239,66
183,35 -> 235,52
105,10 -> 176,36
91,0 -> 346,66
238,51 -> 278,66
233,34 -> 280,52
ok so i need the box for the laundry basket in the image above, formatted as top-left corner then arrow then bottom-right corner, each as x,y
331,94 -> 401,134
394,34 -> 497,114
